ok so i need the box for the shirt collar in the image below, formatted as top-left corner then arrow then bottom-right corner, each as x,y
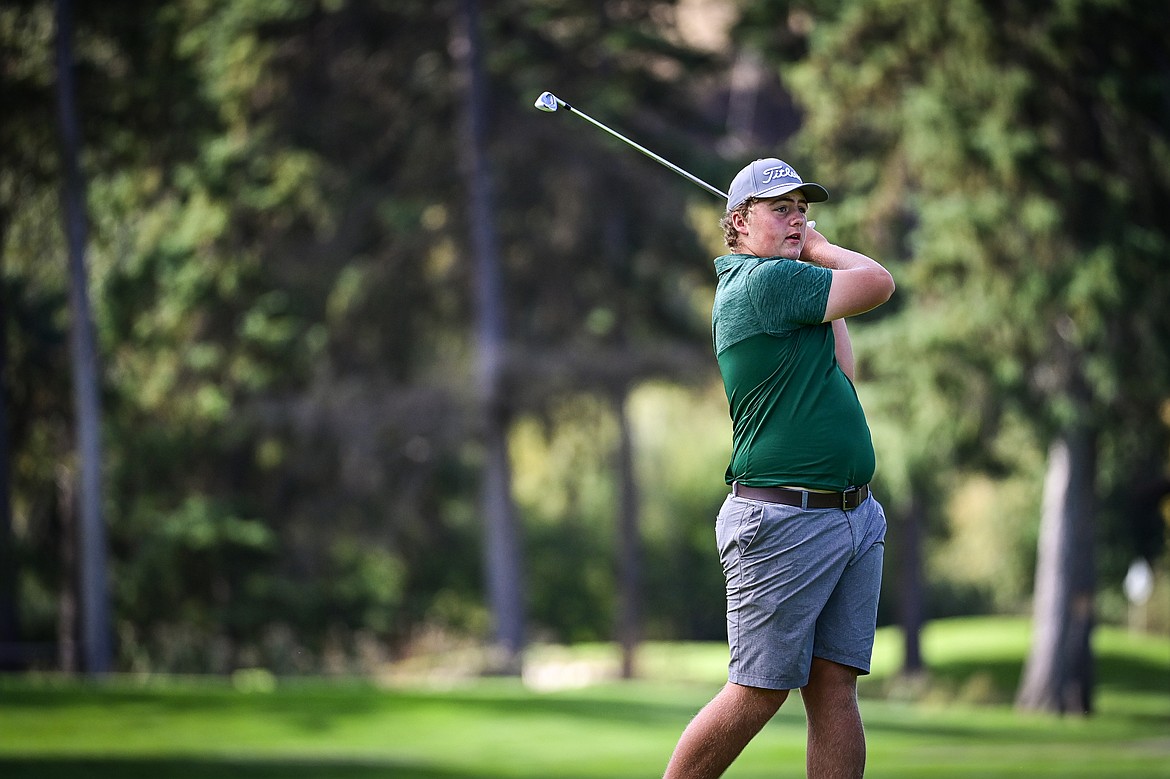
714,253 -> 757,274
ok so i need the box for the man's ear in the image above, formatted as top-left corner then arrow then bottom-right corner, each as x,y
731,209 -> 750,235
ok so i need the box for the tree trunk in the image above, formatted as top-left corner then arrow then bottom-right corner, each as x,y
613,392 -> 641,679
56,466 -> 78,673
0,250 -> 20,671
0,308 -> 18,669
724,51 -> 765,153
479,412 -> 525,673
897,486 -> 926,675
1016,427 -> 1097,714
451,0 -> 525,673
55,0 -> 112,675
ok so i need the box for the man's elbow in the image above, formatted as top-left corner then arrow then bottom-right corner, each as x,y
877,268 -> 895,304
862,267 -> 895,309
824,266 -> 897,320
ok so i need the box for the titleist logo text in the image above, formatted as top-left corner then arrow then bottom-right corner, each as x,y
761,165 -> 799,183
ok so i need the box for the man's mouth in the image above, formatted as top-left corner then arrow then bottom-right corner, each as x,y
786,231 -> 802,242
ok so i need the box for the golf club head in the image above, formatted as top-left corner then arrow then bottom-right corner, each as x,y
534,91 -> 560,112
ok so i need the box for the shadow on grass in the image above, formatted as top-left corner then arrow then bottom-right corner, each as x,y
0,680 -> 705,732
5,751 -> 699,779
0,756 -> 478,779
864,648 -> 1169,710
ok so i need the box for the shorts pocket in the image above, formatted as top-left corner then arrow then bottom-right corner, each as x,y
716,498 -> 765,561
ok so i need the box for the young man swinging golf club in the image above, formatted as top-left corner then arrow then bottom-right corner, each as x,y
663,159 -> 895,779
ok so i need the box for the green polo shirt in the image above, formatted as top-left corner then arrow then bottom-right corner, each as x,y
712,253 -> 875,491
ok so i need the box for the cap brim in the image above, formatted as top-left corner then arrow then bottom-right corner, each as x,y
754,181 -> 829,203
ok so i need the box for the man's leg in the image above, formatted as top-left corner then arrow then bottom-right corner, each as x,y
663,681 -> 789,779
800,657 -> 865,779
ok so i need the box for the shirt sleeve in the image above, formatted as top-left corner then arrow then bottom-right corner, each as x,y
746,259 -> 833,332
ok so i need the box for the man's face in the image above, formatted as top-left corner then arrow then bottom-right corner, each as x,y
734,192 -> 811,259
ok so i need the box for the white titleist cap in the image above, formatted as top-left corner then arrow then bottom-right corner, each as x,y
726,158 -> 829,211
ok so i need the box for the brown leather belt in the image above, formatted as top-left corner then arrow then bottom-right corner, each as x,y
732,482 -> 870,510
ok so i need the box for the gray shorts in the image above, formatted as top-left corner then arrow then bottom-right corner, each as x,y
715,491 -> 886,690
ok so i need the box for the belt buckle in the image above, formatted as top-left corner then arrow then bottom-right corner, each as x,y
842,486 -> 858,510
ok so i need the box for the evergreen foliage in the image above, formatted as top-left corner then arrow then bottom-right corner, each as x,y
1,0 -> 1166,678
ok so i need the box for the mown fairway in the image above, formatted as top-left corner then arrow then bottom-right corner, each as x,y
1,618 -> 1166,778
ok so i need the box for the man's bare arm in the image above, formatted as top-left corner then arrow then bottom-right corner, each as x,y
802,227 -> 895,322
832,319 -> 855,381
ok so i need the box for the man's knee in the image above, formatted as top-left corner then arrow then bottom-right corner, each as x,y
801,659 -> 860,714
727,681 -> 790,720
808,657 -> 861,686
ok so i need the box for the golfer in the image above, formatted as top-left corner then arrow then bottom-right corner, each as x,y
663,159 -> 895,779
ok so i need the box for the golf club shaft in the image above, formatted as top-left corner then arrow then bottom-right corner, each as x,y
549,95 -> 728,200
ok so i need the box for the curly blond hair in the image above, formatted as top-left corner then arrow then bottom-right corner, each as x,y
720,198 -> 755,251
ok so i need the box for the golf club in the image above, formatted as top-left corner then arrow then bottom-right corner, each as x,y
533,92 -> 815,228
534,91 -> 727,200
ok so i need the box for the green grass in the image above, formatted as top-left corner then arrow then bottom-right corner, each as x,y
0,617 -> 1166,778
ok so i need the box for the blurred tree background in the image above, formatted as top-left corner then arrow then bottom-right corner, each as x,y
1,0 -> 1167,712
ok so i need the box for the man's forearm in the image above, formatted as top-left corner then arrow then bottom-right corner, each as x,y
804,236 -> 884,272
832,319 -> 855,381
803,228 -> 895,321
